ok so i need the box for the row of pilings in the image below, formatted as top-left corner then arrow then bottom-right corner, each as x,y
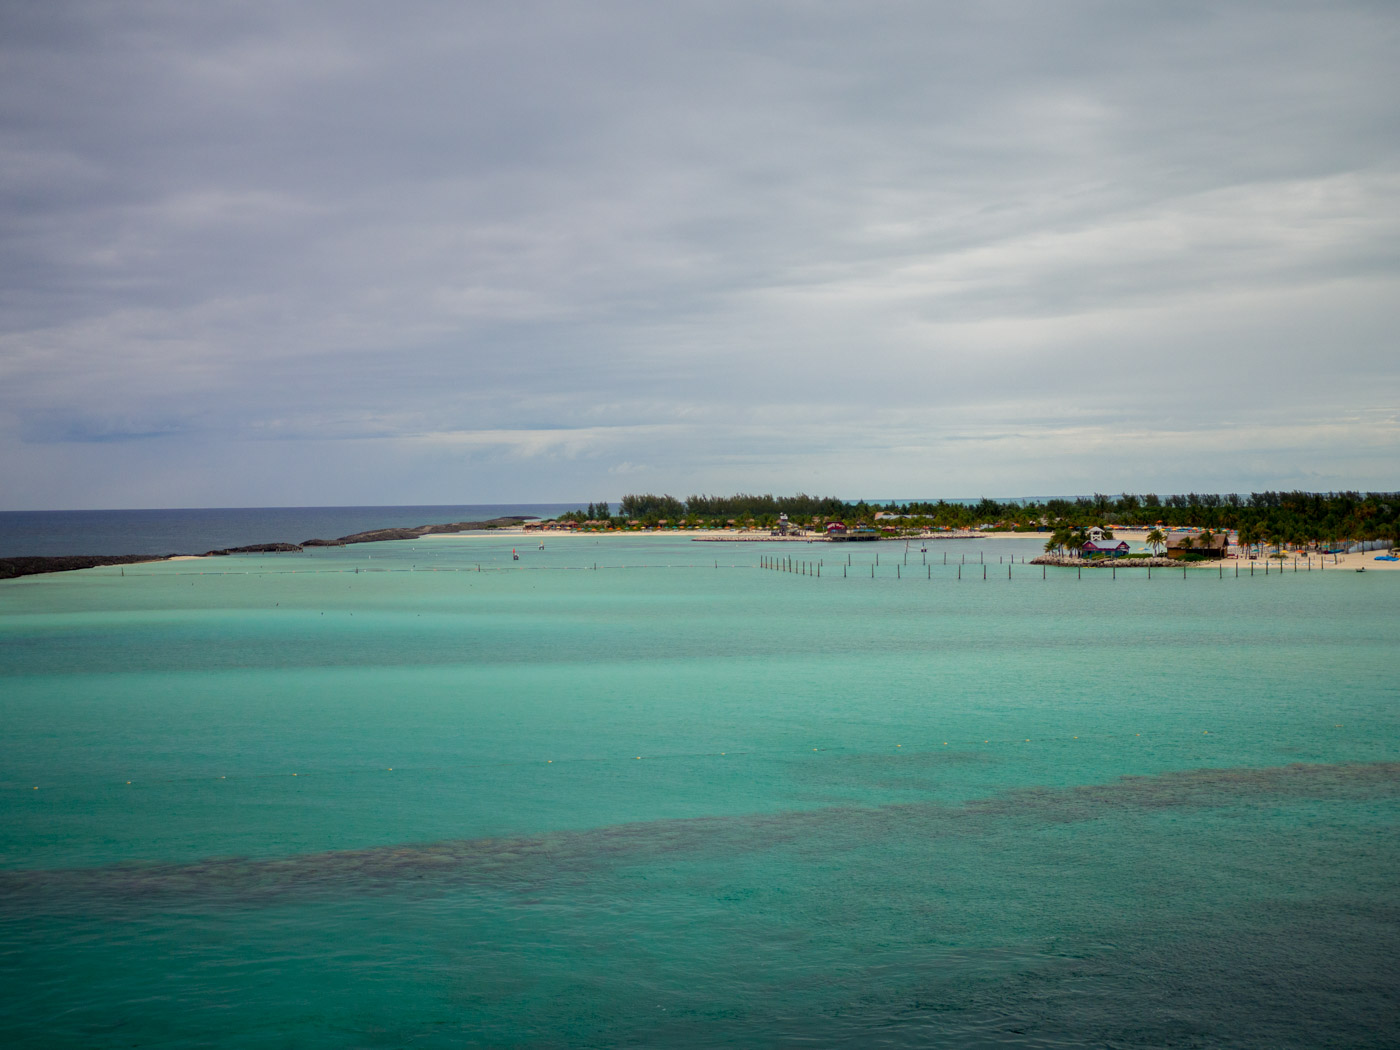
761,553 -> 821,576
760,552 -> 1331,581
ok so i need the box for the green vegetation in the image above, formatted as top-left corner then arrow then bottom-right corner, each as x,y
557,501 -> 612,524
557,493 -> 849,529
621,493 -> 848,523
554,491 -> 1400,547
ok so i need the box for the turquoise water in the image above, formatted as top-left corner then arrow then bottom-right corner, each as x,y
2,535 -> 1397,1047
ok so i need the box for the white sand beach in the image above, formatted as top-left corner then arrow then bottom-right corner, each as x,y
992,528 -> 1400,570
256,525 -> 1400,569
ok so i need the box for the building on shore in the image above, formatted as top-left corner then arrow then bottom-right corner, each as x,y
1167,534 -> 1229,559
827,522 -> 880,542
1082,538 -> 1130,557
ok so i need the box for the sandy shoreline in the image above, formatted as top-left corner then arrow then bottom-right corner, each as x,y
39,526 -> 1389,574
429,527 -> 988,543
994,528 -> 1400,571
428,525 -> 1400,570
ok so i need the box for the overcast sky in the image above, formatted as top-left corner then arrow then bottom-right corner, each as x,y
1,1 -> 1396,509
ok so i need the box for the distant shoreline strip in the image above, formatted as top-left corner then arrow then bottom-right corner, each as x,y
0,517 -> 530,579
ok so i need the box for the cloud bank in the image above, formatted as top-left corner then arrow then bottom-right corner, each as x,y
1,2 -> 1396,507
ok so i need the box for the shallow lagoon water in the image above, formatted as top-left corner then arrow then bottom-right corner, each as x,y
2,534 -> 1397,1047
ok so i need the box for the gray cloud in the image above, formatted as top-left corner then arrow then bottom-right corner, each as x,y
1,1 -> 1397,507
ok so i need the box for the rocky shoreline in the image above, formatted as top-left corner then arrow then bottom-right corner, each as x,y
1030,554 -> 1181,568
300,517 -> 530,547
0,517 -> 533,580
0,554 -> 177,580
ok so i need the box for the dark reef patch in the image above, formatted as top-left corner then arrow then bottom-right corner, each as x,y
3,761 -> 1395,912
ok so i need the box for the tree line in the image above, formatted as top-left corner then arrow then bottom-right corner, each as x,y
559,491 -> 1399,544
615,493 -> 847,523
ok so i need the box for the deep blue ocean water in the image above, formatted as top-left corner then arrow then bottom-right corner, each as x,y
1,528 -> 1396,1047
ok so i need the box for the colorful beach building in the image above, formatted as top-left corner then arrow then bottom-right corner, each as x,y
1081,526 -> 1129,557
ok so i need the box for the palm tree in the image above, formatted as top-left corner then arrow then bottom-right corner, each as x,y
1043,527 -> 1072,557
1145,528 -> 1167,556
1238,522 -> 1262,558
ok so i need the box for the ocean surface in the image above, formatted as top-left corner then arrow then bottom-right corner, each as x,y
1,528 -> 1397,1047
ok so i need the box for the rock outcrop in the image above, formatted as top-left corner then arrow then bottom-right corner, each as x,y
1030,554 -> 1177,568
203,543 -> 303,556
301,517 -> 530,546
0,555 -> 172,580
2,517 -> 537,579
